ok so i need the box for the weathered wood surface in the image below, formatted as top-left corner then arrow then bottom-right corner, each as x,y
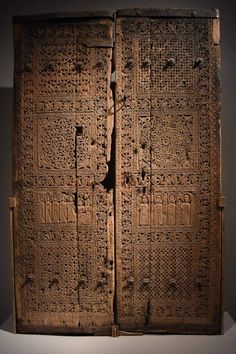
12,9 -> 222,335
115,15 -> 222,334
116,8 -> 219,18
13,16 -> 114,334
13,11 -> 114,23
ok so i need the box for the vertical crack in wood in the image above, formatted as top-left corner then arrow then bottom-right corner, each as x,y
12,10 -> 222,335
105,34 -> 116,326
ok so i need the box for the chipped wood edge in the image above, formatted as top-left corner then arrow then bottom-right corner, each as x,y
13,11 -> 114,23
116,8 -> 219,18
11,21 -> 24,334
213,18 -> 220,46
12,22 -> 22,333
9,197 -> 17,334
213,17 -> 223,334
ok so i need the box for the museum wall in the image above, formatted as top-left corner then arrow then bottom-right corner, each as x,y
0,0 -> 236,326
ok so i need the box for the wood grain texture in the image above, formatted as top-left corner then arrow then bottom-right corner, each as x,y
115,15 -> 222,334
116,8 -> 219,18
13,16 -> 114,334
12,9 -> 222,335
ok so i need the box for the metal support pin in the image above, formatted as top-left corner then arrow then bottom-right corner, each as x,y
24,63 -> 32,73
97,60 -> 104,69
196,278 -> 203,291
74,61 -> 84,72
142,59 -> 151,68
166,58 -> 175,66
194,57 -> 204,68
127,276 -> 135,285
126,58 -> 134,69
45,62 -> 54,71
169,278 -> 177,289
218,195 -> 226,208
9,197 -> 17,209
112,325 -> 119,337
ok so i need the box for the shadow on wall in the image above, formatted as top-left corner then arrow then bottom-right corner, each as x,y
0,88 -> 13,325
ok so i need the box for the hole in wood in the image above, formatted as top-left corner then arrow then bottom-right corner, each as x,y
76,126 -> 83,136
101,124 -> 115,192
141,169 -> 146,181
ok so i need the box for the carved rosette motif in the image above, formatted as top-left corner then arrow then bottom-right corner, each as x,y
115,17 -> 221,333
13,17 -> 114,333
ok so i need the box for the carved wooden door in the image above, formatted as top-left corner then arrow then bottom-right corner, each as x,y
13,12 -> 115,334
12,9 -> 223,335
115,9 -> 222,334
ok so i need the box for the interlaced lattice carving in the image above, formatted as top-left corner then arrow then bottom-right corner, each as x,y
115,15 -> 221,334
13,10 -> 222,335
13,16 -> 114,333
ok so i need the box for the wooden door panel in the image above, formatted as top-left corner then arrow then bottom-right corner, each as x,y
115,16 -> 152,331
13,14 -> 114,334
115,13 -> 222,334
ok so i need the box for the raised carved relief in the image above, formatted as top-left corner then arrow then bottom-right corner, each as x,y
13,14 -> 114,333
153,195 -> 163,226
138,192 -> 195,228
115,13 -> 221,334
151,114 -> 195,169
138,193 -> 149,226
78,193 -> 92,225
152,192 -> 195,227
38,194 -> 76,224
13,10 -> 221,335
181,194 -> 192,226
38,116 -> 76,170
167,194 -> 176,226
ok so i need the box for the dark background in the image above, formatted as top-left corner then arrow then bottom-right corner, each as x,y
1,0 -> 235,326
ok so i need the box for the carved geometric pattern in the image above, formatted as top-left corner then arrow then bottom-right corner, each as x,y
37,115 -> 76,170
13,16 -> 114,334
151,114 -> 196,169
115,15 -> 222,334
13,10 -> 222,335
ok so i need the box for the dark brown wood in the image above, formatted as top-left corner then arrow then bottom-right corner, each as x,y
116,8 -> 219,18
13,15 -> 115,335
115,15 -> 222,335
12,9 -> 223,335
13,11 -> 114,23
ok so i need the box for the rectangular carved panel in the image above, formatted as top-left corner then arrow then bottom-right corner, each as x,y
115,14 -> 222,334
13,14 -> 114,334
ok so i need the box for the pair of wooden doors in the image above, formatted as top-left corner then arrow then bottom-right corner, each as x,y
12,9 -> 223,335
